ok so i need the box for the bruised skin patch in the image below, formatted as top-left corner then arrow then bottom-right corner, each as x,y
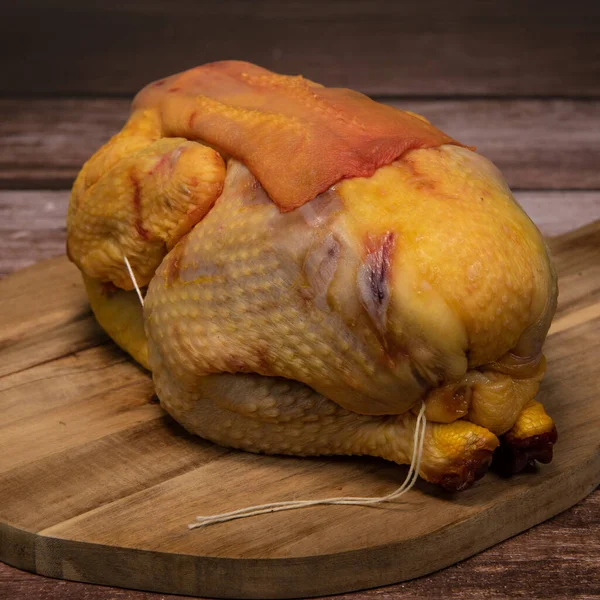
420,383 -> 472,423
130,172 -> 150,241
164,237 -> 188,286
358,232 -> 396,333
303,233 -> 341,310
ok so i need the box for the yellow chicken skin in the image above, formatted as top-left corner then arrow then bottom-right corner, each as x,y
493,400 -> 558,477
83,276 -> 150,370
68,113 -> 225,289
67,62 -> 558,491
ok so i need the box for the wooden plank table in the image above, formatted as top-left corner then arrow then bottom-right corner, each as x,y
1,1 -> 599,598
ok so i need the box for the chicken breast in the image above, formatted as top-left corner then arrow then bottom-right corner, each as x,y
68,61 -> 558,491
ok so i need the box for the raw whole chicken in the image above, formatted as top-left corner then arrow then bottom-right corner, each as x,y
67,61 -> 558,491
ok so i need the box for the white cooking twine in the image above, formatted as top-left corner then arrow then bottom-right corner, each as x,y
123,255 -> 145,307
123,254 -> 428,529
189,402 -> 427,528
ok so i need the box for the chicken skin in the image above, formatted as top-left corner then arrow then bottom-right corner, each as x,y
68,62 -> 558,491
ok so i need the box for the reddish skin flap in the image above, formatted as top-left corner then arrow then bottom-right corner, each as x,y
134,61 -> 465,211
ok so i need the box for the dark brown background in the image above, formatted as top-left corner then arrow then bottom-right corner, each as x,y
1,0 -> 599,598
2,0 -> 600,96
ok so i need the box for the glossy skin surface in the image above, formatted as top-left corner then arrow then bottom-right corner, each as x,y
67,63 -> 558,490
132,60 -> 461,210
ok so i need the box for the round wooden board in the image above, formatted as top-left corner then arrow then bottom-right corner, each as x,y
1,223 -> 599,599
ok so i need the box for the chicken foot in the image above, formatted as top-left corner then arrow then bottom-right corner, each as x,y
492,400 -> 558,476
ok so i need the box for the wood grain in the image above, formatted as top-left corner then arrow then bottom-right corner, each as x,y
0,224 -> 598,598
0,256 -> 106,376
2,0 -> 599,96
2,98 -> 600,190
1,493 -> 598,600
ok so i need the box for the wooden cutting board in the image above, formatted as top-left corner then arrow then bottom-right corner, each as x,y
1,221 -> 599,599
